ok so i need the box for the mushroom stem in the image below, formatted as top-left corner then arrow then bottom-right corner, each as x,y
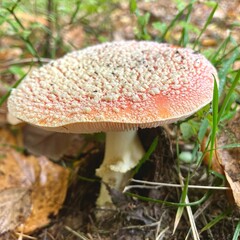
96,130 -> 145,206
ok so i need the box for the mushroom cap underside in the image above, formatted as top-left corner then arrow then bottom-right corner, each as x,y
8,41 -> 218,133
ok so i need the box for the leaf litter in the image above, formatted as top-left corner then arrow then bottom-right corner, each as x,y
215,109 -> 240,207
0,128 -> 69,234
0,187 -> 31,234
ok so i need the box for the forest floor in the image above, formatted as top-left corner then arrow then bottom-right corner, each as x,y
0,0 -> 240,239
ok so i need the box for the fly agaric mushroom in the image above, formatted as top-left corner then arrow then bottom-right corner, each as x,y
8,41 -> 218,206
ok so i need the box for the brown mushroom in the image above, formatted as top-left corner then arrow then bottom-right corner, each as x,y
7,41 -> 218,206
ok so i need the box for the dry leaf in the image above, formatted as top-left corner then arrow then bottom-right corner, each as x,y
19,156 -> 69,233
0,128 -> 69,233
216,110 -> 240,206
0,188 -> 31,234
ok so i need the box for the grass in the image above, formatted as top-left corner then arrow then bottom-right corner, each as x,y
0,0 -> 239,239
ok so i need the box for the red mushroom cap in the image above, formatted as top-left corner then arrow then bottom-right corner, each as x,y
8,41 -> 218,133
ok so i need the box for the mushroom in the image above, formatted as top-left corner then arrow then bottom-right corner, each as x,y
7,41 -> 218,206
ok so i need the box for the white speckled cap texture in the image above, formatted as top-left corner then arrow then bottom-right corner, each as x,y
8,41 -> 218,133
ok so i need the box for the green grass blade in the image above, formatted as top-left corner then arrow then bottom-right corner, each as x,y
233,220 -> 240,240
218,143 -> 240,150
179,3 -> 193,47
209,170 -> 225,181
129,0 -> 137,13
208,78 -> 219,168
218,70 -> 240,122
161,2 -> 195,41
215,44 -> 240,65
193,2 -> 218,49
125,190 -> 212,207
200,210 -> 230,233
133,136 -> 158,175
209,36 -> 231,63
218,51 -> 239,96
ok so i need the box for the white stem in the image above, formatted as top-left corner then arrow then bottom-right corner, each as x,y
96,130 -> 145,206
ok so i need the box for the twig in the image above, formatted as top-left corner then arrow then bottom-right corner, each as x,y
16,231 -> 37,240
64,226 -> 90,240
125,179 -> 230,191
155,211 -> 169,240
0,58 -> 52,67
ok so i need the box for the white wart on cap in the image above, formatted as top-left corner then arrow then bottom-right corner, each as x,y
8,41 -> 218,133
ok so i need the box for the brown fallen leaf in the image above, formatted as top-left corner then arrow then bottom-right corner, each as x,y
0,188 -> 31,234
215,110 -> 240,206
19,156 -> 69,233
0,128 -> 69,234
